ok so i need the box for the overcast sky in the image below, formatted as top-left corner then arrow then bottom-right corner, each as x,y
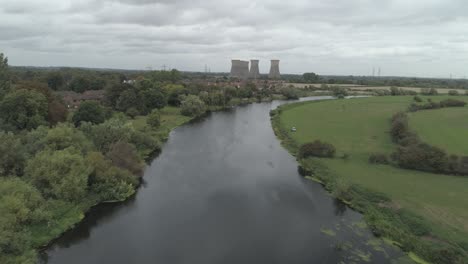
1,0 -> 468,77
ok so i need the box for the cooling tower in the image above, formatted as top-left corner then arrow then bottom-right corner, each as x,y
249,60 -> 260,79
230,59 -> 249,79
268,60 -> 281,79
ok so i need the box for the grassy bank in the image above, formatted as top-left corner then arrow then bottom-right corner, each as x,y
409,107 -> 468,156
271,96 -> 468,264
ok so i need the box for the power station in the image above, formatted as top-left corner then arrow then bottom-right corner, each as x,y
230,59 -> 280,79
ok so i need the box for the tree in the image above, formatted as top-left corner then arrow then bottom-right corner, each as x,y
0,53 -> 10,99
87,152 -> 136,201
281,86 -> 300,99
44,123 -> 93,153
106,141 -> 144,176
15,81 -> 68,125
331,86 -> 348,98
0,132 -> 26,176
147,109 -> 161,128
303,72 -> 319,83
72,101 -> 106,126
46,72 -> 64,90
25,148 -> 91,201
105,83 -> 132,108
79,117 -> 133,152
0,178 -> 47,255
116,88 -> 139,112
69,76 -> 91,93
180,95 -> 206,116
141,88 -> 167,112
0,89 -> 48,131
448,90 -> 459,96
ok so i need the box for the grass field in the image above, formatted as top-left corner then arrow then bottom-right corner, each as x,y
274,96 -> 468,263
286,83 -> 468,94
409,107 -> 468,156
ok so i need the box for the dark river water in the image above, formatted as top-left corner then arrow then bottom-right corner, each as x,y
40,97 -> 406,264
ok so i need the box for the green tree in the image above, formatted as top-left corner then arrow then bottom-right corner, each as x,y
15,81 -> 68,125
25,148 -> 91,201
79,117 -> 133,152
116,89 -> 139,112
147,109 -> 161,128
0,178 -> 47,255
46,72 -> 64,90
303,72 -> 319,82
331,86 -> 348,99
0,132 -> 26,177
87,152 -> 136,201
0,53 -> 10,99
106,141 -> 144,176
72,101 -> 106,126
141,89 -> 166,111
44,124 -> 93,153
0,89 -> 48,131
69,76 -> 91,93
180,95 -> 206,116
105,83 -> 131,108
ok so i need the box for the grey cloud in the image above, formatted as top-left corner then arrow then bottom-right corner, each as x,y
1,0 -> 468,77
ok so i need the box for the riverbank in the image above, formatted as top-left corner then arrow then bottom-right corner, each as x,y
270,96 -> 468,264
0,107 -> 196,264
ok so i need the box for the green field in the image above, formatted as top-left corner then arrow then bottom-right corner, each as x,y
274,96 -> 468,263
409,107 -> 468,156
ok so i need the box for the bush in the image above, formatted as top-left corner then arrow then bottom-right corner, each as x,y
393,143 -> 448,173
369,153 -> 389,164
126,107 -> 139,118
331,86 -> 348,99
180,95 -> 206,117
106,141 -> 144,176
25,148 -> 91,201
448,90 -> 459,96
439,99 -> 466,107
299,140 -> 336,158
390,112 -> 409,142
147,109 -> 161,128
413,96 -> 423,102
72,101 -> 106,126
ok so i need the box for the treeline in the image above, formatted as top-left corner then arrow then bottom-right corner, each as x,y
389,110 -> 468,176
408,97 -> 466,112
9,66 -> 182,93
0,54 -> 159,263
289,73 -> 468,90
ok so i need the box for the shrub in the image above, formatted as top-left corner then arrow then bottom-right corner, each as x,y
390,112 -> 409,142
331,86 -> 348,99
72,101 -> 105,126
180,95 -> 206,117
299,140 -> 336,158
25,149 -> 91,201
439,99 -> 466,107
126,107 -> 139,118
448,90 -> 459,96
106,141 -> 144,176
393,143 -> 448,173
369,153 -> 389,164
413,96 -> 423,102
147,109 -> 161,128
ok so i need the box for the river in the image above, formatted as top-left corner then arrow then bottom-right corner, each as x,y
40,97 -> 405,264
